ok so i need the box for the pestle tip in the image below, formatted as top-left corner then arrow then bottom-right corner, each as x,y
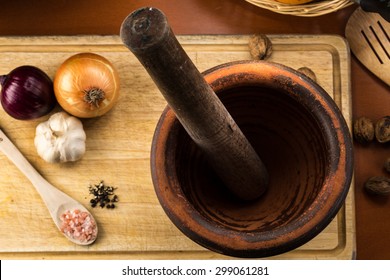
120,7 -> 170,54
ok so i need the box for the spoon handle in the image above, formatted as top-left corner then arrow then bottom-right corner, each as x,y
0,128 -> 72,218
0,128 -> 98,245
0,129 -> 42,183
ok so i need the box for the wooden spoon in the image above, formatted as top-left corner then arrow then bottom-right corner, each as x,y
345,7 -> 390,86
0,128 -> 98,245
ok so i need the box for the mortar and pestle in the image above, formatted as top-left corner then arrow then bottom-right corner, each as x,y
120,7 -> 353,258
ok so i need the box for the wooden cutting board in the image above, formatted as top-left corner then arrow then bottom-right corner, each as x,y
0,35 -> 354,259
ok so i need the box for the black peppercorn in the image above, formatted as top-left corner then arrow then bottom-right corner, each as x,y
88,180 -> 118,209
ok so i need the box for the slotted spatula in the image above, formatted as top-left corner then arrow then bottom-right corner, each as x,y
345,7 -> 390,86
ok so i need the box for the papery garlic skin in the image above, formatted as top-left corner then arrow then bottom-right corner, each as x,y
34,112 -> 86,163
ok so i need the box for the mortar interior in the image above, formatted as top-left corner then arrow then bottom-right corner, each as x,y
172,86 -> 329,232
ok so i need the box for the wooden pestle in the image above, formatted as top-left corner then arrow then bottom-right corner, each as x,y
120,7 -> 268,200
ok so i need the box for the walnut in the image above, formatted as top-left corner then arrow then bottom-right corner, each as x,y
297,67 -> 317,82
375,116 -> 390,143
364,176 -> 390,196
353,117 -> 375,144
248,34 -> 272,60
384,158 -> 390,174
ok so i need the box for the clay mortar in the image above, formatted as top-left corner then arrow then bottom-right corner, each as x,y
151,60 -> 353,258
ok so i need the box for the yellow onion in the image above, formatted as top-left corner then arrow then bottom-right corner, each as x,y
54,53 -> 120,118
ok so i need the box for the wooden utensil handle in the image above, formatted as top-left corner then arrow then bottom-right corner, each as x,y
0,129 -> 68,212
0,129 -> 43,187
120,7 -> 268,200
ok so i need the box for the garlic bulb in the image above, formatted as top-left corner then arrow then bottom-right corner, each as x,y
34,112 -> 86,163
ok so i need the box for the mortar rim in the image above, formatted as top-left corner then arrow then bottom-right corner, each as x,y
150,60 -> 353,258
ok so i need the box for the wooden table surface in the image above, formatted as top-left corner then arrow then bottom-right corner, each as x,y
0,0 -> 389,260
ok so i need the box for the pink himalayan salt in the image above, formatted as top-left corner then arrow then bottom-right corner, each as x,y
60,209 -> 97,243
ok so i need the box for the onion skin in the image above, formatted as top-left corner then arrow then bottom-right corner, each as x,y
54,53 -> 120,118
0,66 -> 56,120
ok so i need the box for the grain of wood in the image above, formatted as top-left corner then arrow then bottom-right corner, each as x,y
0,35 -> 354,259
346,7 -> 390,86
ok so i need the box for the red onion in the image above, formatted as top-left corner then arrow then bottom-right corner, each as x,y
0,66 -> 56,120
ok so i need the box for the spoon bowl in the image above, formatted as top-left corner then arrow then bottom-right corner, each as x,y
0,128 -> 98,245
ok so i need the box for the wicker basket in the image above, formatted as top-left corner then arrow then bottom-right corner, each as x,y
245,0 -> 354,17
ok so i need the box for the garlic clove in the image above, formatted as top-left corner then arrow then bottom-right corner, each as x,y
59,137 -> 86,162
35,112 -> 86,163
